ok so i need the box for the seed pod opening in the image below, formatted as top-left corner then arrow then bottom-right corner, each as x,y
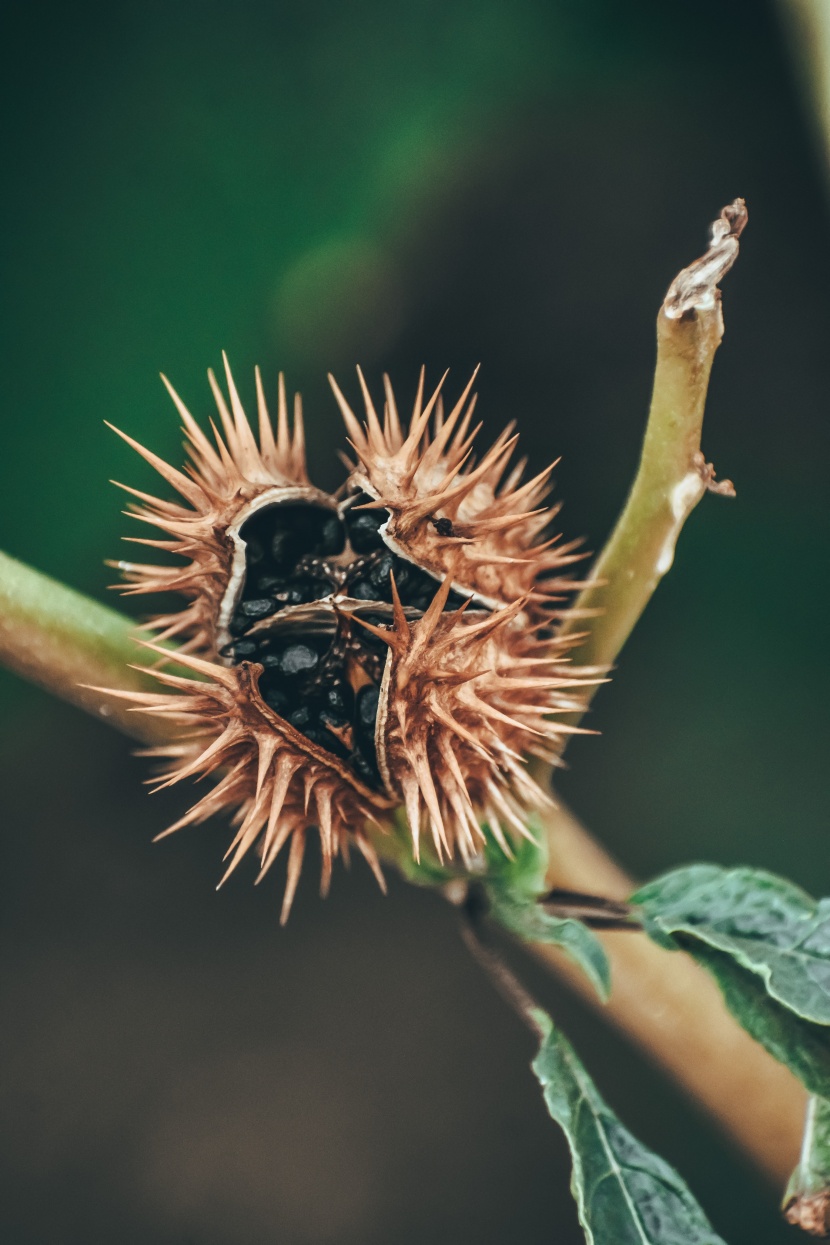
109,355 -> 594,917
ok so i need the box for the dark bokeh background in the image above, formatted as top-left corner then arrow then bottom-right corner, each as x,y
2,1 -> 829,1241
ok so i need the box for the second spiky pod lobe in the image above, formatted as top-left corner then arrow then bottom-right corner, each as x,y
111,357 -> 591,917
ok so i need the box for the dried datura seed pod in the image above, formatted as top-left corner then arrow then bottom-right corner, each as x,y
109,355 -> 593,919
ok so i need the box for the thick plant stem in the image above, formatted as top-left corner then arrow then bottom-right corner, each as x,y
536,801 -> 805,1184
532,200 -> 805,1182
559,305 -> 730,676
0,549 -> 169,743
554,200 -> 743,742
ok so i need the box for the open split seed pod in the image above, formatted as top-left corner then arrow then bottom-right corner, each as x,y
108,357 -> 594,918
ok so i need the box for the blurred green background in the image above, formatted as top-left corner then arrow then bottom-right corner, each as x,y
1,1 -> 829,1241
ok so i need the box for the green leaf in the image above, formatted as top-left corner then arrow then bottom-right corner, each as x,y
488,886 -> 611,1001
633,865 -> 830,1025
783,1096 -> 830,1236
686,942 -> 830,1099
531,1011 -> 727,1245
484,832 -> 611,1001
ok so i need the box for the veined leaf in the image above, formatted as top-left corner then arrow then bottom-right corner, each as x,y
531,1011 -> 727,1245
633,865 -> 830,1025
485,833 -> 611,1001
686,942 -> 830,1099
784,1096 -> 830,1236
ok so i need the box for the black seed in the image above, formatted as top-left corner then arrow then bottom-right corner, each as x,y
371,553 -> 393,585
245,536 -> 264,564
271,529 -> 292,567
263,687 -> 289,716
350,752 -> 376,783
325,685 -> 349,715
231,640 -> 257,659
351,579 -> 376,600
300,577 -> 332,602
229,612 -> 251,636
279,643 -> 319,677
256,574 -> 286,593
319,515 -> 345,556
240,597 -> 276,620
357,684 -> 380,729
261,653 -> 282,669
348,512 -> 385,553
290,706 -> 312,729
389,557 -> 410,586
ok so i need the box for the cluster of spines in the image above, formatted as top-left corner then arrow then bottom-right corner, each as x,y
330,367 -> 585,608
105,645 -> 391,922
110,353 -> 309,655
360,575 -> 595,865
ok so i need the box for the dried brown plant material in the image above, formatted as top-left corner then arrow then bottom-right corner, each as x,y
107,359 -> 595,916
784,1193 -> 830,1237
329,367 -> 584,608
784,1190 -> 830,1238
663,198 -> 747,319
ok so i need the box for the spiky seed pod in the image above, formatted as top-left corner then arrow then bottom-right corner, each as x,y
109,357 -> 594,918
330,367 -> 585,610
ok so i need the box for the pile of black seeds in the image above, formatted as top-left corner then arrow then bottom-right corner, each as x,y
223,495 -> 482,789
343,549 -> 468,612
231,502 -> 345,627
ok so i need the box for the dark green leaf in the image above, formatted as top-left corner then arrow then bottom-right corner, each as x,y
685,942 -> 830,1099
531,1011 -> 727,1245
633,865 -> 830,1025
485,833 -> 611,1001
783,1096 -> 830,1236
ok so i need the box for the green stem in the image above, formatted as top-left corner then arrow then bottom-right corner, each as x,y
560,308 -> 727,669
551,200 -> 744,744
0,549 -> 168,743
